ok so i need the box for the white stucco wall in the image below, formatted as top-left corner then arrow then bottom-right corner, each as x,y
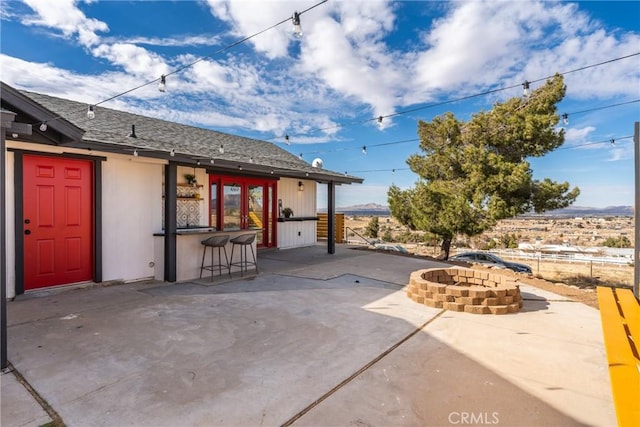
3,141 -> 166,295
101,155 -> 164,282
277,178 -> 317,249
4,150 -> 16,298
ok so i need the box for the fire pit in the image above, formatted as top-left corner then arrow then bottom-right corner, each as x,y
407,267 -> 523,314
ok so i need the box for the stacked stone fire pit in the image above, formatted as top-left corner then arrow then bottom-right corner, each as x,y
407,267 -> 523,314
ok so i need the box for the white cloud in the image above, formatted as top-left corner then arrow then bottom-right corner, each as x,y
205,0 -> 297,59
110,35 -> 221,48
92,43 -> 169,78
21,0 -> 108,47
564,126 -> 596,145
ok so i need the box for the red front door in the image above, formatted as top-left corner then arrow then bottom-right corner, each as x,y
23,155 -> 94,290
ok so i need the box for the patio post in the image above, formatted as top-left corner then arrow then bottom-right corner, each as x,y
327,181 -> 335,254
164,162 -> 177,282
1,113 -> 12,370
634,121 -> 639,300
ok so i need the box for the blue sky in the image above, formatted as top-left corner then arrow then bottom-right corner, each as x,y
1,0 -> 639,209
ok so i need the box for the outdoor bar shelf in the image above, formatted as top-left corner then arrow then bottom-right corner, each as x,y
277,216 -> 319,222
153,228 -> 257,281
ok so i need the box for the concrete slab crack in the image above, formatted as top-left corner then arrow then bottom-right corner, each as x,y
280,309 -> 447,426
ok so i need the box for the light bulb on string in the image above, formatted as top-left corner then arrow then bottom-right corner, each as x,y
210,158 -> 215,164
39,122 -> 47,132
299,153 -> 303,160
392,169 -> 395,175
158,75 -> 166,92
292,11 -> 302,37
285,134 -> 290,145
219,144 -> 224,154
87,105 -> 95,119
362,146 -> 367,155
610,139 -> 615,146
170,148 -> 175,157
562,113 -> 569,126
249,156 -> 254,164
522,81 -> 531,98
377,116 -> 383,128
133,149 -> 138,157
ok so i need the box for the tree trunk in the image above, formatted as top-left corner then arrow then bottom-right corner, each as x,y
440,237 -> 452,260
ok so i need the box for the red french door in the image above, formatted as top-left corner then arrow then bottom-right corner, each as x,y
23,155 -> 94,289
210,175 -> 277,248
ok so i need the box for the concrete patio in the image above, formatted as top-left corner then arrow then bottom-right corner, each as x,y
2,244 -> 615,426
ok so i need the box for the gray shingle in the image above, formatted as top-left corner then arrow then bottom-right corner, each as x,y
18,89 -> 362,184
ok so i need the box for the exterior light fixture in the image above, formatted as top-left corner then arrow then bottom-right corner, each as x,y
39,122 -> 48,132
522,81 -> 531,98
219,144 -> 224,154
127,124 -> 137,138
292,11 -> 302,37
562,113 -> 569,126
298,181 -> 304,191
285,134 -> 290,145
170,148 -> 175,157
87,105 -> 95,119
362,145 -> 367,155
158,75 -> 166,92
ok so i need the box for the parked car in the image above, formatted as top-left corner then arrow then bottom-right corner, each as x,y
374,243 -> 409,253
449,252 -> 532,273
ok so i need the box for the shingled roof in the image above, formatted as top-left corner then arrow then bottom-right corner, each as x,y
1,82 -> 362,185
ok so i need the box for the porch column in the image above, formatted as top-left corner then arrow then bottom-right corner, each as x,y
327,180 -> 335,254
164,162 -> 177,282
0,111 -> 14,370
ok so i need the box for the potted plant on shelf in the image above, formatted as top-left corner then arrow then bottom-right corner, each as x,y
184,173 -> 197,186
282,207 -> 294,218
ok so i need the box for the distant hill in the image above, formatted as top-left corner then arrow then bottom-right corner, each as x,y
538,205 -> 633,217
318,203 -> 633,217
318,203 -> 390,215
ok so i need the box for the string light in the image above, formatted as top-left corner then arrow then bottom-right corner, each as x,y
285,134 -> 290,145
556,135 -> 632,150
522,81 -> 531,98
299,153 -> 303,159
362,145 -> 367,155
158,75 -> 166,92
133,149 -> 138,157
39,121 -> 47,132
210,158 -> 215,164
219,144 -> 224,154
377,116 -> 383,128
292,11 -> 302,37
249,156 -> 254,163
196,160 -> 201,165
269,53 -> 639,143
562,113 -> 569,126
87,105 -> 95,119
170,148 -> 175,157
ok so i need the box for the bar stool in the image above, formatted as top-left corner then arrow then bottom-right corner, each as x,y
200,235 -> 230,280
230,233 -> 257,276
